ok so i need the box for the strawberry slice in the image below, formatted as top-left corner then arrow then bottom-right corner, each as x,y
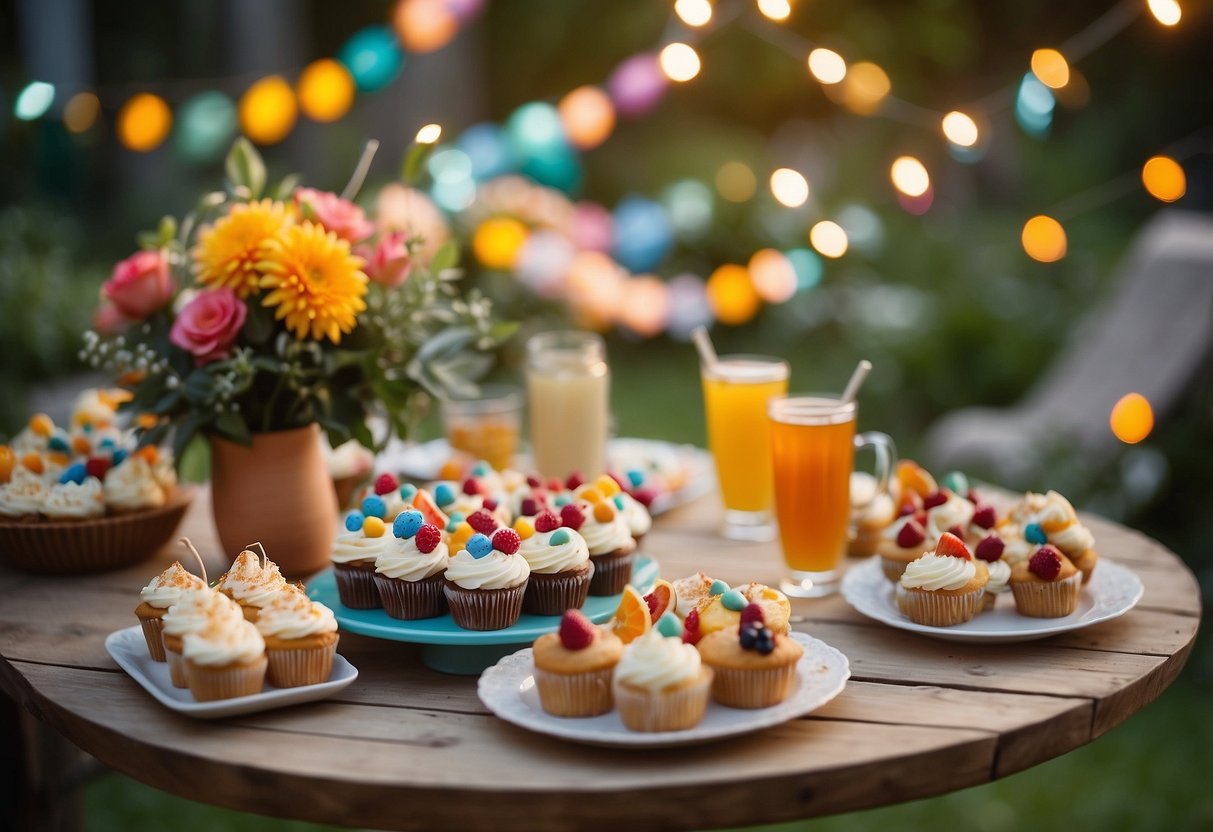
934,531 -> 971,560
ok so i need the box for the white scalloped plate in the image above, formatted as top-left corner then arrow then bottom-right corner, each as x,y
840,557 -> 1143,643
105,625 -> 359,719
477,632 -> 849,748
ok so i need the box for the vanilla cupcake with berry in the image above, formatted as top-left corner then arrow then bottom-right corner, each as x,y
517,509 -> 594,615
1009,544 -> 1082,618
331,503 -> 393,609
373,510 -> 449,620
366,473 -> 410,520
1006,491 -> 1098,584
876,513 -> 932,582
532,609 -> 623,717
568,492 -> 637,597
443,529 -> 530,630
896,532 -> 989,627
697,603 -> 804,709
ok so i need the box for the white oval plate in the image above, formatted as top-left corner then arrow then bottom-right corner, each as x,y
477,632 -> 849,748
105,625 -> 359,719
840,557 -> 1143,643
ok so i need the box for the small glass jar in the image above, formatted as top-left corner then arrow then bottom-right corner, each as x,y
525,331 -> 610,479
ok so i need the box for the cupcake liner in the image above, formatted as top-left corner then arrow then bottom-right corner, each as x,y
0,489 -> 194,575
895,585 -> 986,626
163,642 -> 189,688
186,655 -> 268,702
982,592 -> 997,612
523,563 -> 594,616
588,550 -> 635,596
709,663 -> 799,709
880,557 -> 909,584
334,562 -> 382,609
138,615 -> 167,662
444,581 -> 528,630
1010,572 -> 1082,618
266,639 -> 338,688
849,526 -> 882,558
613,669 -> 713,732
374,573 -> 448,620
534,666 -> 615,717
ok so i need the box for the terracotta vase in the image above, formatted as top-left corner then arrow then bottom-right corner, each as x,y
209,424 -> 336,579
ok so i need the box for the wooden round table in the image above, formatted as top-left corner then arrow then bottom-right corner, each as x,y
0,489 -> 1200,831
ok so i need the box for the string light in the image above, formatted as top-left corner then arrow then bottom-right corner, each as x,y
659,43 -> 701,82
1030,48 -> 1070,89
1021,215 -> 1067,262
176,91 -> 237,163
618,276 -> 671,336
415,123 -> 443,144
238,76 -> 297,145
63,92 -> 100,133
716,162 -> 757,202
338,25 -> 404,92
116,93 -> 172,152
748,249 -> 797,302
807,49 -> 847,84
558,86 -> 616,150
14,81 -> 54,121
1110,393 -> 1154,444
941,111 -> 979,147
674,0 -> 713,28
296,59 -> 355,122
472,217 -> 529,270
393,0 -> 460,53
706,264 -> 761,325
757,0 -> 792,22
890,156 -> 930,197
1141,155 -> 1185,202
769,168 -> 809,208
809,221 -> 848,258
840,62 -> 890,115
1147,0 -> 1182,26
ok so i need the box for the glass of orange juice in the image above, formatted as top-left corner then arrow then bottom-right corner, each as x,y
768,395 -> 893,596
702,356 -> 790,540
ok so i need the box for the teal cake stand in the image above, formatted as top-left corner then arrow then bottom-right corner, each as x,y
307,556 -> 659,675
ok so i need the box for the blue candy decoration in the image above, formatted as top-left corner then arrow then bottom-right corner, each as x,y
394,510 -> 424,539
361,495 -> 387,519
344,511 -> 365,532
466,533 -> 493,558
472,461 -> 491,477
448,511 -> 465,523
709,579 -> 730,596
82,423 -> 94,433
554,494 -> 571,507
721,588 -> 748,611
434,483 -> 456,507
111,449 -> 128,466
1024,523 -> 1048,545
941,471 -> 970,496
59,463 -> 87,485
98,438 -> 116,450
656,612 -> 682,638
399,483 -> 418,501
613,494 -> 625,510
549,528 -> 571,546
627,469 -> 645,488
48,433 -> 70,452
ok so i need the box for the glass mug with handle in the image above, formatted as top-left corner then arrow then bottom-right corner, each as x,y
768,394 -> 894,597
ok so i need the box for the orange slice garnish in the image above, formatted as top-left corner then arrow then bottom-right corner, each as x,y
643,578 -> 676,623
896,460 -> 937,498
611,585 -> 652,644
411,488 -> 450,531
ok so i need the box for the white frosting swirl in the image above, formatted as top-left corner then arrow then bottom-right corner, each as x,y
255,591 -> 338,640
43,479 -> 106,519
619,493 -> 652,537
1050,522 -> 1094,556
140,561 -> 206,609
577,502 -> 634,555
183,617 -> 265,666
0,467 -> 48,516
215,550 -> 288,607
375,534 -> 449,581
1010,490 -> 1077,528
924,492 -> 975,540
162,588 -> 242,637
899,553 -> 977,591
10,426 -> 48,456
984,559 -> 1011,595
152,459 -> 177,492
519,528 -> 590,574
103,457 -> 166,511
331,529 -> 390,564
614,629 -> 702,691
444,548 -> 529,590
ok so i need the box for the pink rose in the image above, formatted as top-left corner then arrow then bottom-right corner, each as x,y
169,288 -> 247,365
103,250 -> 175,320
294,188 -> 374,244
360,231 -> 413,288
93,302 -> 132,336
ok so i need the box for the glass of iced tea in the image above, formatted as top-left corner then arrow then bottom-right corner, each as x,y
702,355 -> 790,540
768,395 -> 893,597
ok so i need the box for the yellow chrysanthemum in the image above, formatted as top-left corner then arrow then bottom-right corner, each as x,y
193,199 -> 292,297
257,221 -> 368,343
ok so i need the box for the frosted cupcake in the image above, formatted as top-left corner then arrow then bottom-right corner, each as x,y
183,613 -> 267,702
134,561 -> 206,661
42,478 -> 105,521
567,497 -> 636,596
532,609 -> 623,717
0,467 -> 49,520
373,510 -> 449,620
215,548 -> 291,621
697,603 -> 803,709
695,580 -> 792,638
1008,491 -> 1098,584
331,509 -> 392,609
876,513 -> 931,582
255,590 -> 340,687
161,588 -> 242,687
896,532 -> 989,627
443,530 -> 530,630
613,628 -> 713,732
1009,545 -> 1082,618
519,510 -> 594,615
103,456 -> 166,514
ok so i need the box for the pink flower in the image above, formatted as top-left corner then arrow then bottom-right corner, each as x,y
170,288 -> 247,365
361,231 -> 413,288
93,302 -> 132,336
294,188 -> 374,244
103,250 -> 175,320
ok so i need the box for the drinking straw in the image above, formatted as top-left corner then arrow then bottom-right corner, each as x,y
179,537 -> 208,584
840,360 -> 872,405
691,325 -> 719,370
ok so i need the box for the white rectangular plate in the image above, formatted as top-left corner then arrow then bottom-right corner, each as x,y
105,625 -> 359,719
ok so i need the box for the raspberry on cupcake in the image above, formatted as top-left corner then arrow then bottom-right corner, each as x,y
1009,545 -> 1082,618
531,609 -> 623,717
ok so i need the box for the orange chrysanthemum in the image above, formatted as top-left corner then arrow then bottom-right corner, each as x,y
193,200 -> 292,297
257,221 -> 368,343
